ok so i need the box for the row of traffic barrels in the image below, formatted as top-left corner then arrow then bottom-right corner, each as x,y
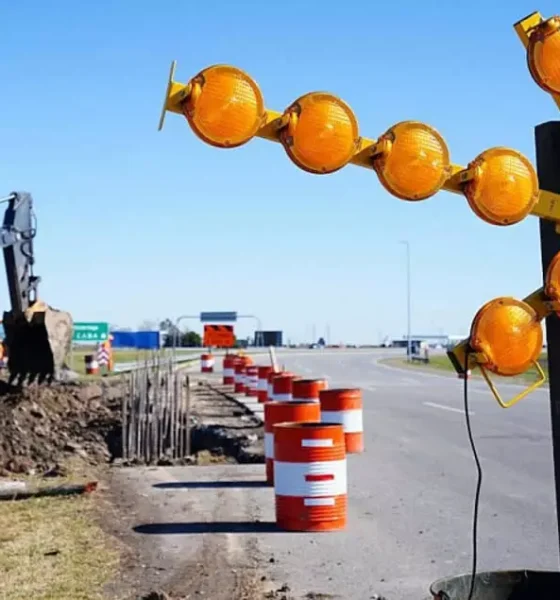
221,354 -> 363,532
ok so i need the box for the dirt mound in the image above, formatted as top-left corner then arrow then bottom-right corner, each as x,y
0,379 -> 126,475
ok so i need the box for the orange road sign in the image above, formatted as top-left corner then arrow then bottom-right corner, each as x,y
203,324 -> 235,348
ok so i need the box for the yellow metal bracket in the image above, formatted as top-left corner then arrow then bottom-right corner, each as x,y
514,11 -> 560,111
448,286 -> 553,376
158,60 -> 192,131
479,360 -> 547,408
159,59 -> 560,223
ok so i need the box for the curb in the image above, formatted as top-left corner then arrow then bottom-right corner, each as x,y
205,382 -> 264,425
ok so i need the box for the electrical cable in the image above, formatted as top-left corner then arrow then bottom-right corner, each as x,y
463,349 -> 483,600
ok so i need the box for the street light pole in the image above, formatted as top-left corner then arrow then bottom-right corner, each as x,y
400,241 -> 412,361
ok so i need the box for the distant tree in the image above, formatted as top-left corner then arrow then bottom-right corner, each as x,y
182,331 -> 202,347
138,320 -> 158,331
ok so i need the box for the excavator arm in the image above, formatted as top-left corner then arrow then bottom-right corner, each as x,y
1,192 -> 40,312
0,192 -> 73,385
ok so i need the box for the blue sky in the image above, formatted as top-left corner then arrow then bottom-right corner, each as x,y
2,0 -> 559,344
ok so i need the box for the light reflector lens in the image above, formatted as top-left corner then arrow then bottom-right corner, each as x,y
528,17 -> 560,94
470,297 -> 543,376
183,65 -> 266,148
545,251 -> 560,312
372,121 -> 451,201
280,92 -> 360,174
463,147 -> 539,226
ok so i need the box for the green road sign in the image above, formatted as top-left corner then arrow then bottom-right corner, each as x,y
72,322 -> 109,343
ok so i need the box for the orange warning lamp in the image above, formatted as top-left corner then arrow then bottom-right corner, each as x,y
279,92 -> 361,174
545,251 -> 560,314
527,16 -> 560,94
371,121 -> 451,201
461,147 -> 539,226
470,297 -> 543,377
181,65 -> 266,148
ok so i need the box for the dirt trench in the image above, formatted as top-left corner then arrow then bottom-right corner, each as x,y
0,374 -> 263,476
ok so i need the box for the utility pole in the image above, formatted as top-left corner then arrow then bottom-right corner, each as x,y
536,121 -> 560,560
312,324 -> 317,344
400,240 -> 412,361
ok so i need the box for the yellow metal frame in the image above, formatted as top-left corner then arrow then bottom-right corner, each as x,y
158,60 -> 560,224
514,11 -> 560,111
478,359 -> 547,408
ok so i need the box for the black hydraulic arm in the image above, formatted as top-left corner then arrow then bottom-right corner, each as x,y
0,192 -> 40,314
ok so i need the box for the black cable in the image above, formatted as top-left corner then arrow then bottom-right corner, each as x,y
463,349 -> 483,600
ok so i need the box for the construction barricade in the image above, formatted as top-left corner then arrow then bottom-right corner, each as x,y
257,365 -> 273,402
264,400 -> 320,485
292,379 -> 328,403
96,341 -> 113,372
319,388 -> 364,453
245,365 -> 259,397
222,355 -> 236,385
201,353 -> 215,373
273,422 -> 347,531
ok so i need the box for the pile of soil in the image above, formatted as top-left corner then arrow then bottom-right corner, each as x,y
0,378 -> 126,475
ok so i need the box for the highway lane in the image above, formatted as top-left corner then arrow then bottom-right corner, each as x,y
249,349 -> 558,599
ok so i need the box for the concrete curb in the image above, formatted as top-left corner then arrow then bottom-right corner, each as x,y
205,383 -> 264,425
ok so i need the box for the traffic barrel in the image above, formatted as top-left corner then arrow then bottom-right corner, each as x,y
200,353 -> 214,373
292,379 -> 328,403
84,354 -> 99,375
222,355 -> 236,385
267,369 -> 280,400
264,400 -> 320,485
273,422 -> 347,532
234,360 -> 246,394
319,388 -> 364,454
257,365 -> 273,402
271,373 -> 299,401
245,365 -> 259,397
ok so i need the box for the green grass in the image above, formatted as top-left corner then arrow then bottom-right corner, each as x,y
381,353 -> 549,384
0,473 -> 119,600
69,347 -> 198,376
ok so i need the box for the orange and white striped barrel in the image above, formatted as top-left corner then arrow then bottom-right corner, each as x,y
292,379 -> 328,403
84,354 -> 99,375
264,400 -> 320,485
222,355 -> 236,385
319,388 -> 364,454
234,360 -> 246,394
257,365 -> 273,403
273,422 -> 347,532
267,370 -> 280,400
245,365 -> 259,397
200,353 -> 215,373
271,373 -> 299,401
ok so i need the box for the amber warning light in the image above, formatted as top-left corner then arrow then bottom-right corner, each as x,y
159,60 -> 555,229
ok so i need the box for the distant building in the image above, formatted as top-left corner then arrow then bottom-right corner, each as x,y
253,330 -> 283,347
391,333 -> 467,350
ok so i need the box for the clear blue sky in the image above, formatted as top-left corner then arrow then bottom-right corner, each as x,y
2,0 -> 559,344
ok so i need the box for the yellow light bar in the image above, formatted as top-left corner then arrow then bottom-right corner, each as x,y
159,60 -> 560,224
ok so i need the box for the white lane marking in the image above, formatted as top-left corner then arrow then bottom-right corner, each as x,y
424,401 -> 474,415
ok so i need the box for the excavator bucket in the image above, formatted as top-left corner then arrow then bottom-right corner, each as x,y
2,302 -> 73,385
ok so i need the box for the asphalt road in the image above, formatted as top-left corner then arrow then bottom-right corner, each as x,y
125,349 -> 559,599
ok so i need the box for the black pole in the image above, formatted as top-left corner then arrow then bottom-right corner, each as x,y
536,121 -> 560,564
